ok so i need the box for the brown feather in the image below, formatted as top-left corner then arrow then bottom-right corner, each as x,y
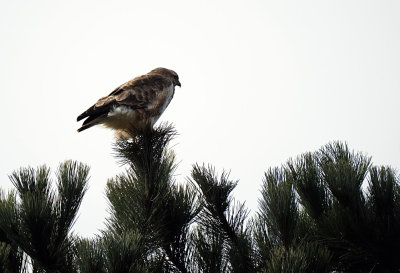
77,67 -> 180,138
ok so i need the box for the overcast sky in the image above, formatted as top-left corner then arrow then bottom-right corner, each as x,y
1,0 -> 399,237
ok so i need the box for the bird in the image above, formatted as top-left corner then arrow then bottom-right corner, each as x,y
77,67 -> 181,139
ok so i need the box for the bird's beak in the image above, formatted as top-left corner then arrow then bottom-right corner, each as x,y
177,81 -> 181,87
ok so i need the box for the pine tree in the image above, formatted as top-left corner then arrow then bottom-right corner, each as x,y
0,161 -> 89,273
0,125 -> 399,272
285,142 -> 400,272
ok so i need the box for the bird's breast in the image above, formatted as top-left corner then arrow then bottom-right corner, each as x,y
102,106 -> 140,130
108,105 -> 136,118
156,85 -> 175,115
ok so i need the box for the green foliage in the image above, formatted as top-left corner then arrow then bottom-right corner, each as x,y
255,166 -> 333,273
0,161 -> 89,273
191,165 -> 254,272
285,142 -> 400,273
106,124 -> 200,272
74,237 -> 106,273
260,168 -> 298,249
0,241 -> 11,272
0,192 -> 27,273
191,227 -> 227,273
265,241 -> 332,273
1,126 -> 399,273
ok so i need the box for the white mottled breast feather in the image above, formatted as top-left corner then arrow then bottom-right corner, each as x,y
108,105 -> 136,118
102,106 -> 137,130
159,84 -> 174,114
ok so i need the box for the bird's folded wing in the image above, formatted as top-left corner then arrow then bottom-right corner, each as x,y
77,74 -> 171,122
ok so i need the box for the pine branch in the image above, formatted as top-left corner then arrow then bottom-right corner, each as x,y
0,192 -> 26,273
75,237 -> 106,273
0,161 -> 89,273
102,231 -> 147,273
251,217 -> 274,271
191,164 -> 254,272
368,166 -> 397,226
266,241 -> 332,273
55,161 -> 89,244
107,124 -> 178,244
260,167 -> 299,249
161,184 -> 200,273
287,153 -> 332,220
317,141 -> 371,209
164,246 -> 188,273
107,124 -> 199,273
0,242 -> 11,272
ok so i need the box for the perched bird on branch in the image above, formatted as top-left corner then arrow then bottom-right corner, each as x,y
77,67 -> 181,139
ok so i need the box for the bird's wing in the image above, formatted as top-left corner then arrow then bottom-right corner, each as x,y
77,74 -> 171,122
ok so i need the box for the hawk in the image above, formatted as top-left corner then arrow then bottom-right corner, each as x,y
77,67 -> 181,139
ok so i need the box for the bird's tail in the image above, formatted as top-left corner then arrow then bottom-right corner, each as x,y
77,112 -> 108,133
77,123 -> 96,132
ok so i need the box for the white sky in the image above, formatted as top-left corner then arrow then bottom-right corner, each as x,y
1,0 -> 399,237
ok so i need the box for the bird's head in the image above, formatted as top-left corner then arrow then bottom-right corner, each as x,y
150,67 -> 181,87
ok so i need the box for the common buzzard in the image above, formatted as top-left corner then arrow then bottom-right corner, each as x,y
77,67 -> 181,138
